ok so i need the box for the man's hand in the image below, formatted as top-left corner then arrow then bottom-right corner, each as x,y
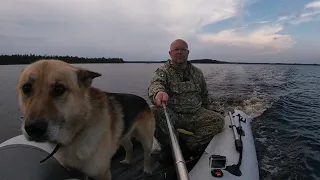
154,91 -> 169,107
207,105 -> 225,115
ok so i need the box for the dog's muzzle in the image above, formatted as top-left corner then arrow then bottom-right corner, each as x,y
24,119 -> 49,142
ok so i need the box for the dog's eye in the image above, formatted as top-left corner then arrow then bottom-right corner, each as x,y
22,83 -> 32,96
52,84 -> 66,97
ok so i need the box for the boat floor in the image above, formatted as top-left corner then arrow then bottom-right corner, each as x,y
109,139 -> 199,180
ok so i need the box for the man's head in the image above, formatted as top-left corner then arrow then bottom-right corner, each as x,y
169,39 -> 189,65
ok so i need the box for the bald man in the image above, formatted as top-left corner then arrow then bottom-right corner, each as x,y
148,39 -> 224,163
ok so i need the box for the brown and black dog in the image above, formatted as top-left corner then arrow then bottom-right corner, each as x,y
16,59 -> 156,180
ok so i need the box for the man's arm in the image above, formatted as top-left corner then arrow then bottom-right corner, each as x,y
148,68 -> 167,105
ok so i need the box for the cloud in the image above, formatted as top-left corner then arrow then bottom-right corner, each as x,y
305,1 -> 320,9
198,24 -> 294,54
197,0 -> 320,56
0,0 -> 251,60
0,0 -> 319,63
288,1 -> 320,25
258,21 -> 270,24
290,11 -> 320,24
118,0 -> 243,36
274,1 -> 320,25
278,16 -> 290,21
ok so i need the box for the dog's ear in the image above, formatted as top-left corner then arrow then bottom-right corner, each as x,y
76,68 -> 101,88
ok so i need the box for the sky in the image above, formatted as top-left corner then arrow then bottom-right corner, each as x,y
0,0 -> 320,63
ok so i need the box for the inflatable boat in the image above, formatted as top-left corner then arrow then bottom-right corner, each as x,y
0,109 -> 259,180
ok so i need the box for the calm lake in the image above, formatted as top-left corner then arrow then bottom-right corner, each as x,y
0,63 -> 319,180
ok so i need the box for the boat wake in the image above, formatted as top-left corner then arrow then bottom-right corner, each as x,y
209,89 -> 276,119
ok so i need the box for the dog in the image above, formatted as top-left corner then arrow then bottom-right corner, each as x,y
16,59 -> 156,180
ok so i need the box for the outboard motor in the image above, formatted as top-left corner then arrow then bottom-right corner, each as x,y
0,135 -> 85,180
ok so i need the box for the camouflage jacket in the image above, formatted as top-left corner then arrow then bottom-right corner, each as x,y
148,60 -> 209,113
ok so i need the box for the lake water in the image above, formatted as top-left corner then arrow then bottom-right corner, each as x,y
0,63 -> 319,180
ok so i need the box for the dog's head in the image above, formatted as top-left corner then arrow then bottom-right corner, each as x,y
17,59 -> 101,145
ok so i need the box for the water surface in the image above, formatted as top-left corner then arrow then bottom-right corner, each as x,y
0,63 -> 319,180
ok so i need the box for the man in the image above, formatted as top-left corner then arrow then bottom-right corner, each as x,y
148,39 -> 225,162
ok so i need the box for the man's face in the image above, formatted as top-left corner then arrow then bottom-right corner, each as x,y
169,40 -> 189,65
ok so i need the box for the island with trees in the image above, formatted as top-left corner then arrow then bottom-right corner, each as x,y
0,54 -> 318,66
0,54 -> 124,65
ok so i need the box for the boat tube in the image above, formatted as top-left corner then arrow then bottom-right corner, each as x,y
0,109 -> 259,180
0,135 -> 85,180
189,110 -> 260,180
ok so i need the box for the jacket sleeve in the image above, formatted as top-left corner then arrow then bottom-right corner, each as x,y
148,68 -> 167,105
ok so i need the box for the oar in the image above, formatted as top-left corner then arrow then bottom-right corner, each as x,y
162,103 -> 190,180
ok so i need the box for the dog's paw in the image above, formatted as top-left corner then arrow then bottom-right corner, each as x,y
151,138 -> 162,154
143,168 -> 152,175
120,159 -> 131,164
144,171 -> 152,176
133,171 -> 153,179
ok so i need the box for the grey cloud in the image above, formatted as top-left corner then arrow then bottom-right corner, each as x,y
0,0 -> 319,63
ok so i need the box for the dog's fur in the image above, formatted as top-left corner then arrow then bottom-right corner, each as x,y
16,59 -> 156,180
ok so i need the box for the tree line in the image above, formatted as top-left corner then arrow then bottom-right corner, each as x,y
0,54 -> 124,65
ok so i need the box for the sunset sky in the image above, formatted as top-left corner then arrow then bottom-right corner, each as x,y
1,0 -> 319,63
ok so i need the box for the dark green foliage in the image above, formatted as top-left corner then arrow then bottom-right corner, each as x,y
0,54 -> 124,65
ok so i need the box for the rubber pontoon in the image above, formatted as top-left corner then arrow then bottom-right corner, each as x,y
0,109 -> 259,180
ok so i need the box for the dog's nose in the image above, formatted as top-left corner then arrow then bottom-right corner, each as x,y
24,120 -> 48,139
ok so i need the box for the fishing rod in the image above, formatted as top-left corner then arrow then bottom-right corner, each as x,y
226,111 -> 244,176
162,103 -> 190,180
